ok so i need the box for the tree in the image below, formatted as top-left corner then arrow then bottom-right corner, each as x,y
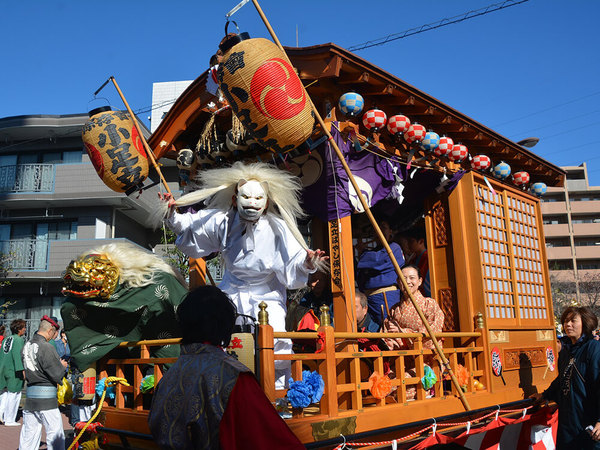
0,251 -> 16,320
549,272 -> 577,320
159,227 -> 189,280
578,272 -> 600,318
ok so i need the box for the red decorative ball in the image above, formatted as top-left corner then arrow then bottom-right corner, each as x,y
513,171 -> 530,186
362,109 -> 387,131
471,154 -> 491,171
435,136 -> 454,157
387,114 -> 411,135
448,144 -> 468,162
404,123 -> 426,143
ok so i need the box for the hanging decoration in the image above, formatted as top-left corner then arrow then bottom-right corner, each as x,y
404,123 -> 426,144
217,29 -> 314,153
420,131 -> 440,152
491,347 -> 506,385
369,371 -> 393,399
448,143 -> 469,162
362,109 -> 387,132
513,171 -> 530,187
82,107 -> 149,193
470,154 -> 491,171
286,370 -> 325,408
435,136 -> 454,157
338,92 -> 364,117
176,148 -> 194,171
530,182 -> 547,197
386,114 -> 411,137
493,161 -> 512,180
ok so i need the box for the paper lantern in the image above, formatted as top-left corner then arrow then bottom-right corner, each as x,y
435,136 -> 453,157
471,154 -> 491,171
404,123 -> 426,144
513,171 -> 530,186
176,148 -> 194,170
362,109 -> 387,131
448,143 -> 469,162
217,34 -> 314,153
82,107 -> 149,193
387,114 -> 411,135
531,182 -> 547,197
420,131 -> 439,152
493,161 -> 511,180
338,92 -> 364,117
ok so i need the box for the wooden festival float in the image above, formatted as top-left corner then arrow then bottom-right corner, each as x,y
87,5 -> 565,449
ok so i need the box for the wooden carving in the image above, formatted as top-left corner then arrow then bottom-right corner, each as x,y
503,347 -> 546,370
438,288 -> 458,331
432,201 -> 449,247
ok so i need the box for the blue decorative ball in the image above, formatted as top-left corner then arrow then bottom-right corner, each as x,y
530,182 -> 547,197
420,131 -> 440,152
338,92 -> 364,117
493,162 -> 511,180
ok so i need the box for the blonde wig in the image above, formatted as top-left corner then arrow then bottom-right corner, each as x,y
84,242 -> 179,289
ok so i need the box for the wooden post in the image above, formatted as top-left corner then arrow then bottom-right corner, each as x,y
257,302 -> 276,402
250,0 -> 471,411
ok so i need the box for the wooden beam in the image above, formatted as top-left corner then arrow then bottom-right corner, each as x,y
338,71 -> 370,85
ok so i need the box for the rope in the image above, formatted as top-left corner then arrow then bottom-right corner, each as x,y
67,376 -> 130,450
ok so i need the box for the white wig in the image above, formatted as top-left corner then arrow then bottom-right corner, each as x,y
84,242 -> 180,289
152,161 -> 308,251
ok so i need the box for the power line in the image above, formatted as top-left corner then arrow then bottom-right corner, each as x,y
509,109 -> 600,139
348,0 -> 529,52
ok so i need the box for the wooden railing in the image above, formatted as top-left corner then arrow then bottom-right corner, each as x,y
96,328 -> 485,419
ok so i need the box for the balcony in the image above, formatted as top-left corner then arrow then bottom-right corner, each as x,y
546,246 -> 573,260
572,223 -> 600,237
570,200 -> 600,215
543,223 -> 570,237
540,201 -> 567,215
0,164 -> 54,193
574,245 -> 600,260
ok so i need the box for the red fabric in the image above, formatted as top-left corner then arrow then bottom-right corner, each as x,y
41,314 -> 59,330
219,372 -> 304,450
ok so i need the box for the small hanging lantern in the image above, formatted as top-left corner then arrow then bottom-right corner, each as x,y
530,182 -> 547,197
420,131 -> 439,152
404,123 -> 426,144
338,92 -> 364,117
81,107 -> 149,193
471,154 -> 491,171
387,114 -> 411,137
362,109 -> 387,132
513,171 -> 530,186
176,148 -> 194,170
448,143 -> 469,162
217,27 -> 314,153
435,136 -> 453,157
493,161 -> 512,180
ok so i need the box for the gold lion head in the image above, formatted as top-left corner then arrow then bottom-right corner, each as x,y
62,253 -> 120,300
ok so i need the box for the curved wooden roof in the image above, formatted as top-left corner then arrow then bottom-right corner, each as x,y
149,42 -> 564,187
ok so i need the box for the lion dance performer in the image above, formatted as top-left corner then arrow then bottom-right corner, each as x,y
61,242 -> 188,372
154,161 -> 327,388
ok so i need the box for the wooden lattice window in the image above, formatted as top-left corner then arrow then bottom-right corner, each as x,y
474,180 -> 548,326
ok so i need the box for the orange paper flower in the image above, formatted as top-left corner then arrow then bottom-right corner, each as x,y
456,364 -> 470,388
369,371 -> 393,399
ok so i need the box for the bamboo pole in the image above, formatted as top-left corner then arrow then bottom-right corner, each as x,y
109,76 -> 172,196
250,0 -> 471,411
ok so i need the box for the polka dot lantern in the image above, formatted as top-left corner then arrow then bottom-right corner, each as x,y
404,123 -> 426,144
513,171 -> 530,186
493,161 -> 512,180
420,131 -> 440,152
387,114 -> 411,135
530,182 -> 547,197
435,136 -> 454,157
338,92 -> 364,117
362,109 -> 387,132
448,144 -> 469,162
471,154 -> 491,171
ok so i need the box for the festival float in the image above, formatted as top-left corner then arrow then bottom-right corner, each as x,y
68,1 -> 565,448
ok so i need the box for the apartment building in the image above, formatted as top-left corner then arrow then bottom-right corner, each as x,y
0,113 -> 179,329
541,162 -> 600,299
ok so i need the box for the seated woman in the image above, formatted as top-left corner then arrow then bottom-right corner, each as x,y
382,265 -> 444,399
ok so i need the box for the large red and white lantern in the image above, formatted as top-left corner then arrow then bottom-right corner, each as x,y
513,171 -> 530,186
448,143 -> 469,162
387,114 -> 411,135
404,123 -> 426,144
471,154 -> 491,171
435,136 -> 454,157
362,109 -> 387,131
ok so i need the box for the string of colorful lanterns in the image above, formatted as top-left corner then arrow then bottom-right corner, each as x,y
337,91 -> 547,197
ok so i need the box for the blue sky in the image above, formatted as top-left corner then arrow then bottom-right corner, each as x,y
2,0 -> 599,185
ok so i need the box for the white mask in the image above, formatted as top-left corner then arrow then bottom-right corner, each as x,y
235,180 -> 268,221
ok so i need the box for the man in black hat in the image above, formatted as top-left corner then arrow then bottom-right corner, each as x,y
19,315 -> 68,450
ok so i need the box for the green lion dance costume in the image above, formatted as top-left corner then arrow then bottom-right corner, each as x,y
61,242 -> 188,370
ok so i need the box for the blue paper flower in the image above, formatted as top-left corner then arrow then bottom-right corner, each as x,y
421,365 -> 437,390
96,377 -> 116,400
287,370 -> 325,408
303,370 -> 325,403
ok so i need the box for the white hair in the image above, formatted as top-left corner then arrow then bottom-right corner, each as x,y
83,242 -> 179,289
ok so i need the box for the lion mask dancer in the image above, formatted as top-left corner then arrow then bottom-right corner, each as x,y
61,242 -> 188,371
152,161 -> 328,388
